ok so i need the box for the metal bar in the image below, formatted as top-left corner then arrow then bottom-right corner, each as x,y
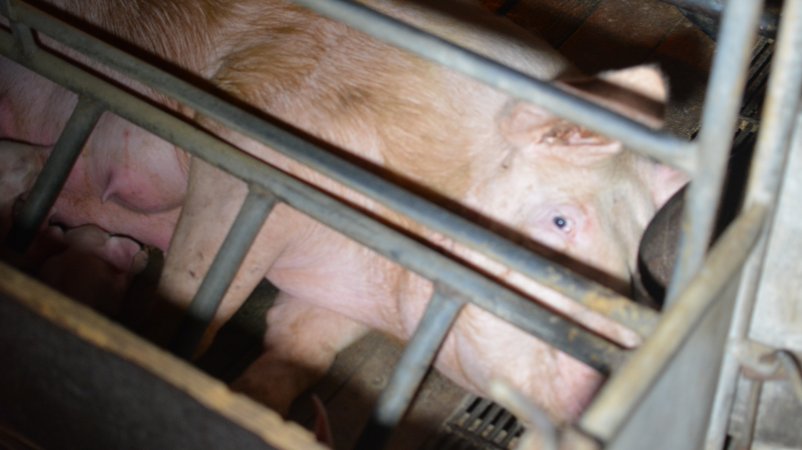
4,0 -> 659,337
489,381 -> 558,450
580,203 -> 767,441
665,0 -> 764,305
656,0 -> 779,37
659,0 -> 724,16
290,0 -> 693,173
704,0 -> 802,444
741,378 -> 762,450
354,287 -> 464,450
5,96 -> 105,251
171,186 -> 277,359
9,20 -> 36,58
778,351 -> 802,402
1,0 -> 36,58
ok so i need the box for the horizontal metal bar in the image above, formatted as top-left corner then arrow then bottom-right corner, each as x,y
171,187 -> 277,359
1,1 -> 658,337
5,95 -> 105,251
580,203 -> 767,441
355,287 -> 465,450
291,0 -> 694,173
665,0 -> 763,306
0,26 -> 627,372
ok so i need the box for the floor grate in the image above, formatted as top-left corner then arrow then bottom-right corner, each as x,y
422,397 -> 525,450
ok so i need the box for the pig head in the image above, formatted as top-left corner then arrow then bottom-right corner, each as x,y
0,0 -> 686,425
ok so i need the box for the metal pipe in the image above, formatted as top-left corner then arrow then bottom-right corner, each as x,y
665,0 -> 764,305
778,351 -> 802,402
5,0 -> 659,338
580,203 -> 767,441
1,0 -> 36,58
171,187 -> 277,359
732,377 -> 762,450
5,96 -> 105,251
289,0 -> 693,173
704,0 -> 802,443
354,287 -> 464,450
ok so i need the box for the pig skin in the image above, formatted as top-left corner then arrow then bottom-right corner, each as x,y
0,0 -> 688,423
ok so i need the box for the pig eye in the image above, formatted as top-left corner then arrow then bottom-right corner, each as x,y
552,215 -> 572,232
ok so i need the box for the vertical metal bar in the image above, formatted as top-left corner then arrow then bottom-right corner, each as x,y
489,381 -> 558,450
733,378 -> 763,450
704,0 -> 802,445
5,96 -> 104,251
354,287 -> 464,450
2,0 -> 37,58
665,0 -> 764,306
171,186 -> 277,359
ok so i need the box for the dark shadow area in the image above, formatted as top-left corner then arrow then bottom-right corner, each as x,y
0,294 -> 277,450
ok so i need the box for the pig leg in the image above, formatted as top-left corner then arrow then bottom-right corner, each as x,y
156,158 -> 294,350
231,294 -> 370,415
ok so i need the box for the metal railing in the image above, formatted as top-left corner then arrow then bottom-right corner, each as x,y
1,0 -> 797,448
0,0 -> 644,443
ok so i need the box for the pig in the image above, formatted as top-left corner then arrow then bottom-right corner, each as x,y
0,0 -> 687,424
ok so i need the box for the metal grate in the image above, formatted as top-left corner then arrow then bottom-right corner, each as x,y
422,397 -> 524,450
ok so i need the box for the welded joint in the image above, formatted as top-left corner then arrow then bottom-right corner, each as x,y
733,339 -> 802,402
727,340 -> 802,449
2,0 -> 37,59
0,0 -> 17,20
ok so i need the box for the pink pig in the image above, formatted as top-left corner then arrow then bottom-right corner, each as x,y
0,0 -> 686,423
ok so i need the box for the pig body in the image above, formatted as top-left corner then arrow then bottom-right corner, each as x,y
0,0 -> 685,422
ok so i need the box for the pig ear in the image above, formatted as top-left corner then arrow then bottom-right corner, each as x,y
499,101 -> 622,165
558,65 -> 668,129
498,101 -> 555,148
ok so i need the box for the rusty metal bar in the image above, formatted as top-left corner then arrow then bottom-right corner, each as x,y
665,0 -> 764,306
5,96 -> 105,251
3,0 -> 659,339
171,186 -> 277,359
355,287 -> 465,450
580,203 -> 766,441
